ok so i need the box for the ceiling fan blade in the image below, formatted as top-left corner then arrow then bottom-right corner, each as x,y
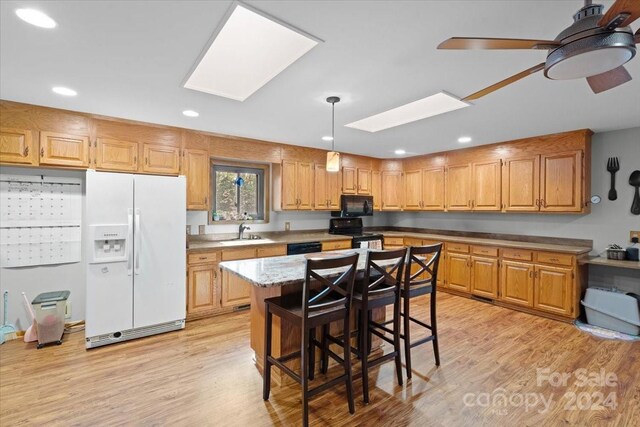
586,66 -> 632,94
635,28 -> 640,43
462,62 -> 546,101
598,0 -> 640,29
438,37 -> 560,50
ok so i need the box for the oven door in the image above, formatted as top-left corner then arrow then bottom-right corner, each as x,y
341,195 -> 373,217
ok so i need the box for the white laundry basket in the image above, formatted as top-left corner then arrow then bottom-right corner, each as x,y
581,288 -> 640,336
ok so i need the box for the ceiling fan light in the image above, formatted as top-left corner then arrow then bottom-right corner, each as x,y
326,151 -> 340,172
546,47 -> 634,80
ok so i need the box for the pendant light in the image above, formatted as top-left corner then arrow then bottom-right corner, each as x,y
326,96 -> 340,172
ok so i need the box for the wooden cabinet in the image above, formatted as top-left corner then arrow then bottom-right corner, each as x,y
404,170 -> 422,211
381,171 -> 403,211
256,245 -> 287,258
39,131 -> 90,168
446,164 -> 471,211
502,156 -> 540,212
342,166 -> 357,194
281,160 -> 314,210
446,252 -> 471,292
321,240 -> 352,251
500,260 -> 535,307
314,164 -> 340,210
187,264 -> 218,315
142,144 -> 180,175
220,248 -> 255,307
95,138 -> 138,172
534,265 -> 572,316
357,168 -> 371,194
0,127 -> 35,165
540,151 -> 582,212
371,170 -> 381,210
383,236 -> 404,250
470,256 -> 499,298
183,148 -> 210,210
472,160 -> 501,211
404,167 -> 446,211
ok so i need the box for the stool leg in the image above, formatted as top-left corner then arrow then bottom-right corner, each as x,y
393,295 -> 403,386
361,307 -> 370,404
263,306 -> 272,401
343,316 -> 355,414
431,292 -> 440,366
403,296 -> 412,380
302,326 -> 310,427
309,327 -> 316,380
321,324 -> 329,374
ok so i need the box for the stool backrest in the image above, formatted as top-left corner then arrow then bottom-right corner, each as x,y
361,248 -> 407,301
303,253 -> 359,315
404,244 -> 443,290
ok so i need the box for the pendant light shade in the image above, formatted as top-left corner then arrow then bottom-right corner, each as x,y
325,96 -> 340,172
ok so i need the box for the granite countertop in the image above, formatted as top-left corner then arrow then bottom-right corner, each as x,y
220,248 -> 385,288
381,231 -> 591,255
187,232 -> 351,251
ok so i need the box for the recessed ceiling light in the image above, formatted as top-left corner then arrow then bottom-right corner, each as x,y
15,9 -> 56,29
345,92 -> 470,133
184,4 -> 320,101
321,136 -> 333,142
394,149 -> 406,155
458,136 -> 472,143
52,86 -> 77,97
182,110 -> 199,117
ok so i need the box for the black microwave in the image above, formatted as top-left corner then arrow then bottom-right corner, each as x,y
332,195 -> 373,217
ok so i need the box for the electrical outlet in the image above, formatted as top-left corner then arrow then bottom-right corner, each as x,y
631,231 -> 640,242
65,301 -> 72,319
284,222 -> 291,231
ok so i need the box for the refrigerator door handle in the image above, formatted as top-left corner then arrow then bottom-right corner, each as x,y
134,208 -> 141,275
127,208 -> 134,276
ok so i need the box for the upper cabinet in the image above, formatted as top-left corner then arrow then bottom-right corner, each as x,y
95,138 -> 138,172
357,168 -> 371,194
314,164 -> 341,210
183,148 -> 210,210
280,160 -> 314,210
404,167 -> 445,211
381,171 -> 403,211
142,144 -> 180,175
39,131 -> 90,168
371,170 -> 381,211
502,156 -> 540,212
342,166 -> 370,195
0,127 -> 35,165
446,164 -> 472,211
472,160 -> 501,211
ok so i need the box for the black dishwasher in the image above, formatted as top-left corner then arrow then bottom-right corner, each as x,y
287,242 -> 322,255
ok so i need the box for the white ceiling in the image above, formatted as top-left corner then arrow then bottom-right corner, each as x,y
1,0 -> 639,158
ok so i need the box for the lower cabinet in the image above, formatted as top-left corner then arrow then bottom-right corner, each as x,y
500,260 -> 534,307
321,240 -> 352,251
534,265 -> 573,316
470,256 -> 498,298
187,264 -> 219,315
446,253 -> 471,292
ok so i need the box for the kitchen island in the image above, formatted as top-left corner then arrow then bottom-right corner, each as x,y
219,248 -> 388,385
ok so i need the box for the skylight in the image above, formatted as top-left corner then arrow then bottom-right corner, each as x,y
184,4 -> 320,101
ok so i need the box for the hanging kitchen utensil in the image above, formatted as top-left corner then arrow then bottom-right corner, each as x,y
607,157 -> 619,200
630,170 -> 640,215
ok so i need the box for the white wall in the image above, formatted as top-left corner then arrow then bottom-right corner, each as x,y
0,166 -> 86,332
387,127 -> 640,255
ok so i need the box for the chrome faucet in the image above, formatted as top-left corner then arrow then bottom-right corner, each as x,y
238,222 -> 250,240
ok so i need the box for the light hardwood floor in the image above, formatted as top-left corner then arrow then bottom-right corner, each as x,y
1,294 -> 638,426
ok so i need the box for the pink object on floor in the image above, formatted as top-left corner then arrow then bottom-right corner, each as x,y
21,292 -> 38,343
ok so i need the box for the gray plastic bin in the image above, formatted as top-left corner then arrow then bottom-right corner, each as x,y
581,288 -> 640,336
32,291 -> 70,348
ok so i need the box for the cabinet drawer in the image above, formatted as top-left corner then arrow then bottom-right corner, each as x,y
256,245 -> 287,258
384,236 -> 404,247
188,252 -> 219,265
536,252 -> 574,266
502,248 -> 533,261
322,240 -> 352,251
447,243 -> 469,253
222,248 -> 257,261
404,237 -> 423,247
472,246 -> 498,257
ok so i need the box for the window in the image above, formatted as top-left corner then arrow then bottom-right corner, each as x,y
211,162 -> 266,222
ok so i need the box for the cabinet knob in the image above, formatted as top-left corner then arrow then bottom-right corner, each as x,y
40,147 -> 44,157
24,146 -> 29,156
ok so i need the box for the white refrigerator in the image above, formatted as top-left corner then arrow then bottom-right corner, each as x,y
85,170 -> 186,348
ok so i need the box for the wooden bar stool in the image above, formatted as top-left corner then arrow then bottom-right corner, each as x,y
321,248 -> 407,404
401,244 -> 443,379
262,253 -> 359,427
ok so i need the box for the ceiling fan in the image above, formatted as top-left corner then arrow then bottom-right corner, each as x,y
438,0 -> 640,100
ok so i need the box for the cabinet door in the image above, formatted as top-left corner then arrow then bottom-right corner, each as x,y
446,164 -> 471,211
39,131 -> 90,167
500,261 -> 534,307
371,170 -> 381,210
314,164 -> 329,210
183,148 -> 210,210
422,167 -> 445,211
471,256 -> 498,298
534,265 -> 572,316
327,167 -> 341,210
281,160 -> 298,210
447,253 -> 471,292
187,264 -> 218,315
502,156 -> 540,212
357,168 -> 371,194
95,138 -> 138,172
0,127 -> 35,165
472,160 -> 501,211
381,171 -> 403,210
342,167 -> 357,194
142,144 -> 180,174
404,170 -> 422,211
540,151 -> 582,212
297,162 -> 314,210
221,269 -> 251,307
